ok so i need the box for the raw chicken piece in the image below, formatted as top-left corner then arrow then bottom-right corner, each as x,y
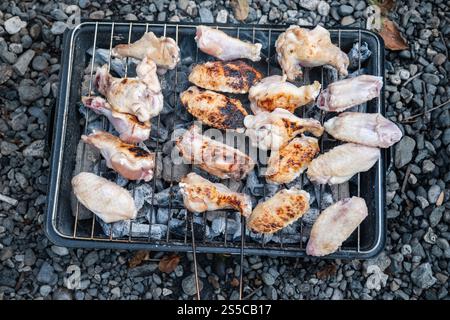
317,75 -> 383,112
324,112 -> 402,148
306,197 -> 368,256
266,136 -> 319,185
275,25 -> 349,80
195,25 -> 262,61
249,75 -> 321,113
180,86 -> 248,130
175,125 -> 255,180
179,172 -> 252,217
112,31 -> 180,72
247,188 -> 310,234
307,143 -> 380,185
72,172 -> 137,223
95,56 -> 163,122
244,108 -> 324,151
82,96 -> 151,144
189,60 -> 263,94
82,131 -> 155,181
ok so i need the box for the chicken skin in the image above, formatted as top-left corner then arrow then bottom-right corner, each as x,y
81,131 -> 155,181
195,25 -> 262,62
307,143 -> 380,185
72,172 -> 137,223
189,60 -> 263,94
95,57 -> 163,122
275,25 -> 349,80
112,31 -> 180,72
324,112 -> 403,148
317,75 -> 383,112
180,86 -> 248,130
244,108 -> 324,151
266,136 -> 320,185
249,75 -> 321,114
306,197 -> 368,256
82,96 -> 151,144
179,173 -> 252,217
247,188 -> 310,234
175,125 -> 255,180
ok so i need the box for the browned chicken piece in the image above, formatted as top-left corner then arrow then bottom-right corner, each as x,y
175,125 -> 255,180
249,75 -> 321,113
189,60 -> 263,94
265,136 -> 320,185
247,188 -> 310,234
82,131 -> 155,181
112,31 -> 180,72
179,173 -> 252,217
244,108 -> 324,150
180,86 -> 248,130
275,25 -> 349,80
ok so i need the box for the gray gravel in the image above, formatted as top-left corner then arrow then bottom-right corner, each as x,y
0,0 -> 449,301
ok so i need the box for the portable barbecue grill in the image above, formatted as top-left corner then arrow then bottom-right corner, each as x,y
45,21 -> 386,298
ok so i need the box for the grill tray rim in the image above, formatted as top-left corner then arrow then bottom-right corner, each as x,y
45,21 -> 386,259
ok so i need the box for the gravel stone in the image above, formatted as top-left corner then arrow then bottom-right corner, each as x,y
199,8 -> 214,23
37,262 -> 57,284
32,55 -> 49,71
182,274 -> 204,296
13,49 -> 35,76
5,16 -> 27,34
411,263 -> 436,289
83,251 -> 99,267
394,136 -> 416,168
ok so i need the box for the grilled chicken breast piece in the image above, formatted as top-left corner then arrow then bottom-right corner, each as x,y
175,125 -> 255,180
112,31 -> 180,72
82,131 -> 155,181
95,57 -> 163,122
275,25 -> 349,81
306,197 -> 368,256
195,25 -> 262,62
266,136 -> 320,185
317,75 -> 383,112
179,172 -> 252,217
82,96 -> 151,144
324,112 -> 402,148
244,108 -> 324,151
180,86 -> 248,130
307,143 -> 380,185
72,172 -> 137,223
247,188 -> 310,234
189,60 -> 263,94
249,75 -> 321,113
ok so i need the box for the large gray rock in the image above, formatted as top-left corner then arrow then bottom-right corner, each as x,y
394,136 -> 416,168
5,16 -> 27,34
13,49 -> 35,76
411,263 -> 436,289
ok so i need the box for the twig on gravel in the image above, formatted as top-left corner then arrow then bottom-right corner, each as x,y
242,286 -> 263,300
0,193 -> 18,206
402,71 -> 423,87
401,165 -> 412,194
401,99 -> 450,122
440,32 -> 448,58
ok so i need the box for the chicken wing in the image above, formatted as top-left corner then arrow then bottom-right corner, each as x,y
195,25 -> 262,62
81,131 -> 155,181
317,75 -> 383,112
82,96 -> 151,144
306,197 -> 368,256
189,60 -> 263,94
72,172 -> 137,223
249,75 -> 321,113
179,172 -> 252,217
112,31 -> 180,72
275,25 -> 349,81
244,108 -> 324,151
266,136 -> 319,184
180,86 -> 248,130
95,56 -> 163,122
324,112 -> 403,148
247,188 -> 310,234
307,143 -> 380,185
175,125 -> 255,180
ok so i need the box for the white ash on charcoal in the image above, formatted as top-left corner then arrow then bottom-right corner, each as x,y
98,218 -> 167,240
87,47 -> 138,78
347,41 -> 372,70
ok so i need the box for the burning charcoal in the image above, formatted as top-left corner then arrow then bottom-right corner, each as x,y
154,185 -> 183,207
302,208 -> 320,227
247,229 -> 273,244
181,56 -> 193,66
156,208 -> 170,224
162,155 -> 190,182
115,175 -> 129,187
253,30 -> 269,50
143,205 -> 156,223
323,65 -> 338,83
272,233 -> 301,244
150,120 -> 169,142
206,211 -> 226,222
348,68 -> 368,78
225,179 -> 243,192
160,100 -> 175,115
86,47 -> 138,78
264,183 -> 280,199
321,192 -> 334,210
348,41 -> 372,70
245,170 -> 265,196
211,216 -> 226,234
130,222 -> 167,239
98,218 -> 128,238
131,184 -> 153,211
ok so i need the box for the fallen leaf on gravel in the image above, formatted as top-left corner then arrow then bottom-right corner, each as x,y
379,19 -> 408,51
316,264 -> 337,280
159,254 -> 180,273
436,191 -> 444,207
230,278 -> 240,287
128,250 -> 150,268
231,0 -> 249,21
369,0 -> 396,15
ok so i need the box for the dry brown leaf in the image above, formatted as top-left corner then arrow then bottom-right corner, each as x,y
436,191 -> 444,207
159,254 -> 180,273
230,277 -> 240,287
231,0 -> 249,21
128,250 -> 150,268
316,264 -> 337,280
379,19 -> 408,51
